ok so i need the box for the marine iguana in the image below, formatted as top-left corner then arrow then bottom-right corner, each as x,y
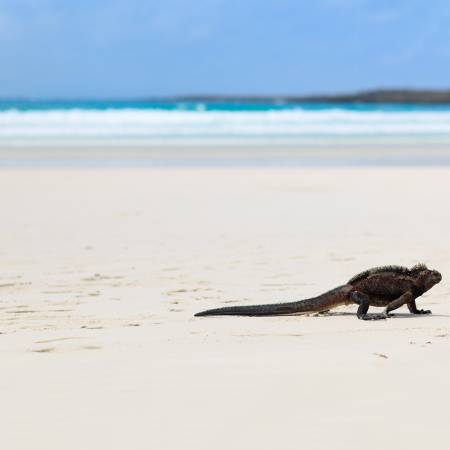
195,264 -> 442,320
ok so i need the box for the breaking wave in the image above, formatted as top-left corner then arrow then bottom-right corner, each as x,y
1,107 -> 450,144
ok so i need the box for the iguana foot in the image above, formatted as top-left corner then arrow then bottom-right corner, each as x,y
358,312 -> 388,320
416,309 -> 432,314
408,300 -> 432,315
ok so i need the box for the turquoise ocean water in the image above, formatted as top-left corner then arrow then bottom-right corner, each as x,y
1,100 -> 450,166
3,99 -> 450,112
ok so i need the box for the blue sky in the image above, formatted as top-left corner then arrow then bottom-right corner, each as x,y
1,0 -> 450,98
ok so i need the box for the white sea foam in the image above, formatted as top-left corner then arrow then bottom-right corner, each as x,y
1,108 -> 450,144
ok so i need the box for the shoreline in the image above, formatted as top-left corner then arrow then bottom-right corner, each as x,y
1,142 -> 450,167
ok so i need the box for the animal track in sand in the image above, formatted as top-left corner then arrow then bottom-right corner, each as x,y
165,287 -> 214,296
161,267 -> 181,272
0,281 -> 31,288
0,283 -> 19,288
32,335 -> 103,353
35,337 -> 87,344
194,295 -> 221,301
235,333 -> 303,338
166,289 -> 188,294
6,307 -> 74,317
42,290 -> 74,294
82,274 -> 124,282
32,345 -> 102,353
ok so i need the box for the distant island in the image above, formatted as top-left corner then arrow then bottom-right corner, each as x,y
3,89 -> 450,104
174,89 -> 450,104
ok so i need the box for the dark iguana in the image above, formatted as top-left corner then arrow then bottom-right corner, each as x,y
195,264 -> 442,320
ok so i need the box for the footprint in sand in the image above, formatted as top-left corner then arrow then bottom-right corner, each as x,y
32,338 -> 103,353
6,309 -> 37,314
33,347 -> 56,353
35,337 -> 87,344
33,346 -> 102,353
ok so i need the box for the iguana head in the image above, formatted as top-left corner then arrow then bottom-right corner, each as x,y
411,264 -> 442,292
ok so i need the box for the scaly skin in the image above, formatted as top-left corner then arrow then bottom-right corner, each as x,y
194,264 -> 442,320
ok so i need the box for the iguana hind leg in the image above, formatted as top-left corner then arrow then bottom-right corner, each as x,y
350,291 -> 387,320
407,299 -> 431,315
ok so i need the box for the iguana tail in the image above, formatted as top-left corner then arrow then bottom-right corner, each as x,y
194,285 -> 352,317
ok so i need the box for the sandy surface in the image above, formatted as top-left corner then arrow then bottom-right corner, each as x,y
1,167 -> 449,450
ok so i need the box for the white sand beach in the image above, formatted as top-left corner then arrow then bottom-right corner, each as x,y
1,167 -> 450,450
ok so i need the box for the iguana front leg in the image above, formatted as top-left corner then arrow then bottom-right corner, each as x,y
350,291 -> 387,320
407,299 -> 431,315
383,291 -> 414,317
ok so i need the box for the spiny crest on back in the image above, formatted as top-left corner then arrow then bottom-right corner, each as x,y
410,263 -> 428,272
348,263 -> 428,284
